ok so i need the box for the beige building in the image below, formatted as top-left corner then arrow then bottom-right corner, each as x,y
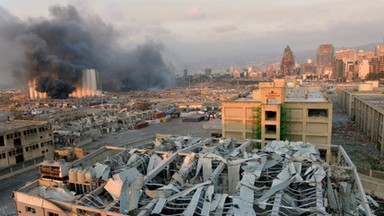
222,79 -> 333,160
359,60 -> 370,79
337,81 -> 384,153
0,120 -> 54,178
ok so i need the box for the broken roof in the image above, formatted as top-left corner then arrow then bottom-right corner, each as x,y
14,137 -> 373,215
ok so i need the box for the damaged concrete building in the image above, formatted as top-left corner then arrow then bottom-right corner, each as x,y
222,78 -> 333,160
0,120 -> 54,179
13,136 -> 373,215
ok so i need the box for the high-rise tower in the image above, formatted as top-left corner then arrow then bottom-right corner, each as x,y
316,44 -> 334,76
317,44 -> 334,67
280,46 -> 295,76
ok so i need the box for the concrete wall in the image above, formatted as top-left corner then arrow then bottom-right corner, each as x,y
353,97 -> 384,153
357,167 -> 384,199
0,122 -> 54,169
284,102 -> 333,145
221,101 -> 260,140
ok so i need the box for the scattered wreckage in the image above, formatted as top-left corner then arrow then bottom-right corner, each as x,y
14,136 -> 375,215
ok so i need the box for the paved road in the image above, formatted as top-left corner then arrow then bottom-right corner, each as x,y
0,168 -> 39,216
85,118 -> 214,151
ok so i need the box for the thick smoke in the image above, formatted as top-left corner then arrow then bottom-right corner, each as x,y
35,76 -> 75,99
0,5 -> 174,98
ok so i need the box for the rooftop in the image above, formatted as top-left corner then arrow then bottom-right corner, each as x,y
14,136 -> 373,215
355,94 -> 384,113
285,87 -> 329,103
233,86 -> 330,103
0,120 -> 47,133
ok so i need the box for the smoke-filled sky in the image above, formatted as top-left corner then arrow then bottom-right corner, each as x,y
1,0 -> 384,90
0,3 -> 175,94
2,0 -> 383,64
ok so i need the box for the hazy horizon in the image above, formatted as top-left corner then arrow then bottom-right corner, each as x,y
1,0 -> 383,76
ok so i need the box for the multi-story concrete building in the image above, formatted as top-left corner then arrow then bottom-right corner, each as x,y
357,50 -> 374,64
222,79 -> 333,160
359,60 -> 370,79
301,59 -> 316,78
375,44 -> 384,57
369,55 -> 384,73
337,81 -> 384,153
0,120 -> 54,178
316,44 -> 334,76
335,49 -> 356,61
280,46 -> 295,76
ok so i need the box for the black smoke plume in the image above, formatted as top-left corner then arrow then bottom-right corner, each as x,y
0,5 -> 175,98
36,76 -> 75,99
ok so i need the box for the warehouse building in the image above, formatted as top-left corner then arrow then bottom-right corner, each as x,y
337,81 -> 384,153
13,136 -> 373,215
221,79 -> 333,160
0,120 -> 54,179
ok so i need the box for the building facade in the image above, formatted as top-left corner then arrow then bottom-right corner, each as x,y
337,82 -> 384,153
369,56 -> 384,73
280,46 -> 296,76
222,79 -> 333,160
0,120 -> 54,176
316,44 -> 334,76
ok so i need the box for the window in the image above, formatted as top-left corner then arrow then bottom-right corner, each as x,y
308,109 -> 328,118
265,125 -> 277,134
0,152 -> 6,159
0,136 -> 4,146
48,212 -> 59,216
25,206 -> 36,213
265,111 -> 277,121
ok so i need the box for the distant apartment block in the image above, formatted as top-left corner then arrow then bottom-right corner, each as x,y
369,55 -> 384,73
335,49 -> 356,61
222,79 -> 333,160
317,44 -> 334,76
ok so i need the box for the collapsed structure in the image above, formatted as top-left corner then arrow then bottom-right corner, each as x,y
14,136 -> 372,215
29,69 -> 102,99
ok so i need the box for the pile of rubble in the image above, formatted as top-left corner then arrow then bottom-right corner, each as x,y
18,137 -> 375,215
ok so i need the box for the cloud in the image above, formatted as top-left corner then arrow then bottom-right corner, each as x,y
186,6 -> 207,20
211,24 -> 237,33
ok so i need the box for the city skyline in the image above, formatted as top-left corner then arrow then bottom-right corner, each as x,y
1,0 -> 384,67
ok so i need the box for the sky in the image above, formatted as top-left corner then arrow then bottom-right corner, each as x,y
1,0 -> 384,68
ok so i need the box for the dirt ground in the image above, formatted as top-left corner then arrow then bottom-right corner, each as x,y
332,102 -> 384,169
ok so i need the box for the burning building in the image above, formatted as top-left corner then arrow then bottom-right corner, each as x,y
29,69 -> 101,99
